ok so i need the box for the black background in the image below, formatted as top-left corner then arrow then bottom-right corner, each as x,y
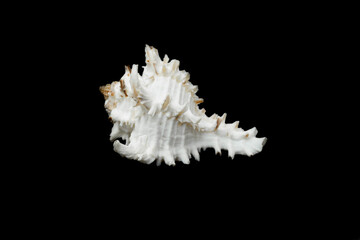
72,19 -> 288,188
18,3 -> 359,239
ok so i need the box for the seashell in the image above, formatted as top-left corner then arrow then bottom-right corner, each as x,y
100,45 -> 267,166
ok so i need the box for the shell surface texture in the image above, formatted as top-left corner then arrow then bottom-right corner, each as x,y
100,45 -> 267,166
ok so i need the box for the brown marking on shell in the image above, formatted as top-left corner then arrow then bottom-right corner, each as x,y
133,88 -> 139,98
161,95 -> 171,110
175,108 -> 187,120
120,79 -> 128,97
135,99 -> 142,107
99,84 -> 111,99
125,65 -> 131,73
215,118 -> 221,130
245,134 -> 249,138
195,99 -> 204,104
184,122 -> 194,129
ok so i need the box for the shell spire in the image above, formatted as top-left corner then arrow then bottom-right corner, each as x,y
100,45 -> 267,166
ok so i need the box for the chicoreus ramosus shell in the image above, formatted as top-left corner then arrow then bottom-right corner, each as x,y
100,45 -> 267,166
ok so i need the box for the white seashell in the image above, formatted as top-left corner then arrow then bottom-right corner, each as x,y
100,45 -> 267,166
